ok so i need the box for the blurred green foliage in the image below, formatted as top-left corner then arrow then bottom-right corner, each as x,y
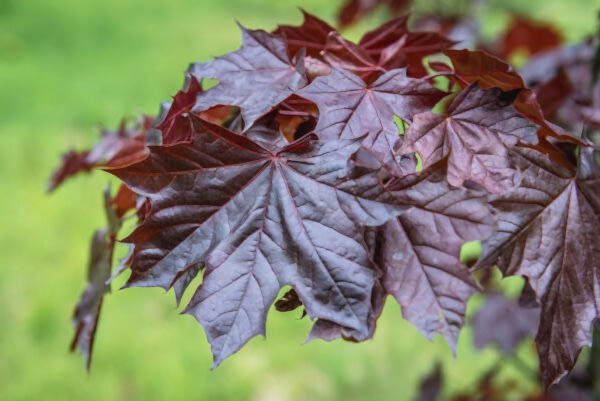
1,0 -> 599,400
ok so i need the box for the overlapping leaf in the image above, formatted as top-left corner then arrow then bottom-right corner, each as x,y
319,17 -> 454,80
274,11 -> 335,59
476,146 -> 600,387
359,17 -> 455,77
190,27 -> 306,130
442,49 -> 587,147
110,115 -> 404,365
381,162 -> 495,349
298,67 -> 443,175
398,83 -> 539,193
302,163 -> 495,347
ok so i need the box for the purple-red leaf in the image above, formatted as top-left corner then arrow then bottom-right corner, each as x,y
298,67 -> 443,175
381,162 -> 495,350
360,17 -> 455,78
443,49 -> 526,92
47,150 -> 92,192
70,187 -> 129,369
48,118 -> 152,192
190,27 -> 307,130
156,75 -> 202,145
398,83 -> 539,193
111,116 -> 404,365
476,146 -> 600,387
273,11 -> 336,59
70,228 -> 112,370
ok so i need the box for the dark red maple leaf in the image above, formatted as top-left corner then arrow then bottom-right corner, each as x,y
156,74 -> 234,145
442,49 -> 526,92
359,17 -> 456,78
70,186 -> 135,369
273,10 -> 336,59
47,117 -> 151,192
320,32 -> 384,78
156,75 -> 202,145
475,146 -> 600,387
397,83 -> 539,193
381,162 -> 495,350
320,17 -> 454,81
70,228 -> 112,370
298,67 -> 443,176
47,150 -> 92,192
189,27 -> 306,131
110,115 -> 404,365
442,49 -> 587,147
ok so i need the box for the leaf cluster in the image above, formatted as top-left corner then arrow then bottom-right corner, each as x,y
49,6 -> 600,390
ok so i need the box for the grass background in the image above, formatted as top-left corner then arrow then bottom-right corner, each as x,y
0,0 -> 599,400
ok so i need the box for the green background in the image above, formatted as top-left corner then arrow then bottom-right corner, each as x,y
0,0 -> 598,400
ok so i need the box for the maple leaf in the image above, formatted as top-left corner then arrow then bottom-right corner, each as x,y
156,75 -> 234,146
110,115 -> 404,365
471,292 -> 539,354
273,10 -> 335,59
320,32 -> 384,78
475,146 -> 600,387
305,162 -> 495,347
70,186 -> 131,369
298,67 -> 444,175
47,150 -> 92,192
359,17 -> 455,78
70,228 -> 112,370
156,75 -> 202,145
398,83 -> 539,193
189,27 -> 307,131
319,18 -> 453,81
47,117 -> 152,192
381,162 -> 495,350
442,49 -> 587,147
443,49 -> 526,92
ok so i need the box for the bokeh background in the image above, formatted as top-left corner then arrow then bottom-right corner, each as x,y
1,0 -> 599,400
